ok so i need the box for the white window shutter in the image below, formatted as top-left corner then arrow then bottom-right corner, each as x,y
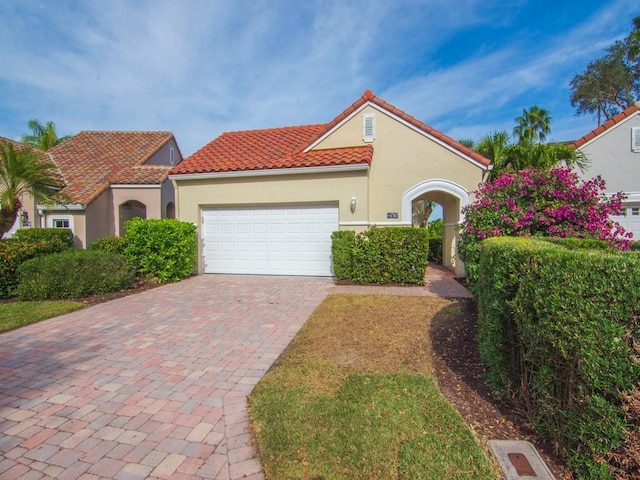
632,127 -> 640,153
363,114 -> 375,142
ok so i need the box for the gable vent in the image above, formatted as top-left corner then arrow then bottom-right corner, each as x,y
632,127 -> 640,153
363,114 -> 375,143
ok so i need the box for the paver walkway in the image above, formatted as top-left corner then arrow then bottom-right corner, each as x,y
0,266 -> 470,479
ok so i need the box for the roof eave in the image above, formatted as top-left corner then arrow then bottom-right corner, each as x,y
170,163 -> 369,181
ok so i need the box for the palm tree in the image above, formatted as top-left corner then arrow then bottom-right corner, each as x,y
476,131 -> 510,178
513,106 -> 552,144
412,200 -> 434,228
0,141 -> 65,237
21,119 -> 70,151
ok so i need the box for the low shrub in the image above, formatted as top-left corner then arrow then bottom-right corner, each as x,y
0,234 -> 72,298
16,250 -> 135,300
350,226 -> 429,285
123,218 -> 197,283
90,236 -> 129,256
331,230 -> 356,280
13,228 -> 74,247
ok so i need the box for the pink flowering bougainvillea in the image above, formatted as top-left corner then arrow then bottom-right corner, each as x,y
459,166 -> 631,283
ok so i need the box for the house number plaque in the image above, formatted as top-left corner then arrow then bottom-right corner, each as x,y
387,212 -> 398,219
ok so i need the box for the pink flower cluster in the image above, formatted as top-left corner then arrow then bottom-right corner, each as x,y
461,167 -> 631,249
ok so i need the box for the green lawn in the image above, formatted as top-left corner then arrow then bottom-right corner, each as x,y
0,301 -> 85,333
249,295 -> 499,480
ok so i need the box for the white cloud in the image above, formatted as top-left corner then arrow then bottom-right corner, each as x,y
0,0 -> 637,154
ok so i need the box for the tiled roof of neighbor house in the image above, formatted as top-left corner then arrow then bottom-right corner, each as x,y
171,90 -> 490,176
48,131 -> 175,205
572,104 -> 640,148
0,136 -> 65,187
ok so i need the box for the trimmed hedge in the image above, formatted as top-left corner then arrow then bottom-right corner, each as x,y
13,228 -> 74,247
0,230 -> 73,298
476,237 -> 640,478
16,249 -> 135,300
123,218 -> 197,283
331,230 -> 356,280
90,236 -> 129,256
331,226 -> 429,285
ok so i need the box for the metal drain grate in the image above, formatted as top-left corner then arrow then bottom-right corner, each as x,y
488,440 -> 555,479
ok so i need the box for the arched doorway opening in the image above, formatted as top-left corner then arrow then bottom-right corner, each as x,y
402,180 -> 470,276
119,200 -> 147,236
165,202 -> 175,219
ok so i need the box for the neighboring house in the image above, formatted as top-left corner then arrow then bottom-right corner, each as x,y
13,131 -> 183,247
169,90 -> 490,277
572,102 -> 640,240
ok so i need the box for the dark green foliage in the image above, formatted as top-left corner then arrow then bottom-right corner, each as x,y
330,230 -> 355,279
630,241 -> 640,251
123,218 -> 197,283
16,250 -> 135,300
331,227 -> 429,285
90,236 -> 129,256
427,237 -> 443,263
13,227 -> 74,247
476,237 -> 640,477
351,226 -> 428,285
0,233 -> 71,298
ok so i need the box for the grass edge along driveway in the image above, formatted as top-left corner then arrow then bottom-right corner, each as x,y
249,294 -> 499,480
0,301 -> 85,333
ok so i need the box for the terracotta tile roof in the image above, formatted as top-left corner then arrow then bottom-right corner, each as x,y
170,124 -> 329,174
572,104 -> 640,148
109,165 -> 173,184
0,136 -> 65,187
48,131 -> 174,205
171,90 -> 490,176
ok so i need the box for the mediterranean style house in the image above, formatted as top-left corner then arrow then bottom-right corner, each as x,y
572,102 -> 640,240
169,90 -> 491,277
5,131 -> 183,247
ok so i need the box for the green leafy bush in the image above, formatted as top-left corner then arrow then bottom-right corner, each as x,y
350,226 -> 429,285
16,249 -> 135,300
0,235 -> 72,298
476,237 -> 640,478
331,230 -> 356,279
427,237 -> 443,263
123,218 -> 197,283
13,228 -> 74,247
90,236 -> 129,256
459,167 -> 630,287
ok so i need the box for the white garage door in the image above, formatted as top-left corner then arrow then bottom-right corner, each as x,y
202,204 -> 338,276
612,204 -> 640,240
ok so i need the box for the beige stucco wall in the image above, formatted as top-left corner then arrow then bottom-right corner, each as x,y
174,170 -> 368,227
111,186 -> 162,236
314,104 -> 484,225
577,114 -> 640,194
145,138 -> 183,167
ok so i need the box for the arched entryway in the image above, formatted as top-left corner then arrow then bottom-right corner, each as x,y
402,179 -> 470,276
119,200 -> 147,236
165,202 -> 175,219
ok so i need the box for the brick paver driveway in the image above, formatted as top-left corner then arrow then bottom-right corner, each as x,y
0,275 -> 333,480
0,267 -> 470,479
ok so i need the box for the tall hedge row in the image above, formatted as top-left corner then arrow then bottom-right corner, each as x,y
331,226 -> 429,285
476,237 -> 640,478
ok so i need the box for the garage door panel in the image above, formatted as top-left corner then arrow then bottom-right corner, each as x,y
202,204 -> 338,276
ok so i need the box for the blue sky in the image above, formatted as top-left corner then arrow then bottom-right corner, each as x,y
0,0 -> 638,159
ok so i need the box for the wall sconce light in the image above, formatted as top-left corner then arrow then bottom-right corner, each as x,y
350,197 -> 357,213
123,202 -> 131,210
20,211 -> 29,226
